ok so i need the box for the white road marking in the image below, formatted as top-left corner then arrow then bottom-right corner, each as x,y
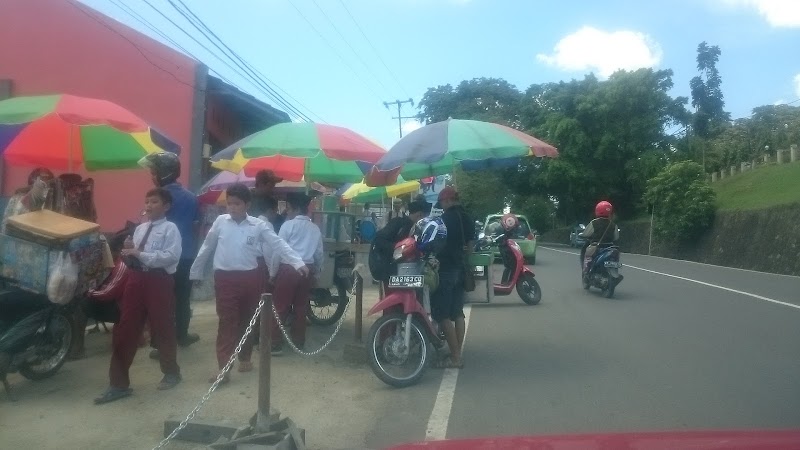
425,304 -> 472,441
541,246 -> 800,310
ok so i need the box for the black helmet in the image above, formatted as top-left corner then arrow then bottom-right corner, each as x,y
139,152 -> 180,186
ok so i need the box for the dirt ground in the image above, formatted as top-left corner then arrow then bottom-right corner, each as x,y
0,283 -> 409,450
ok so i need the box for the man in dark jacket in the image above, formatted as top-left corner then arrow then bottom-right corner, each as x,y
433,186 -> 474,369
369,200 -> 428,282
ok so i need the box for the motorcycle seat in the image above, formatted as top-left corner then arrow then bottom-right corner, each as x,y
0,289 -> 52,324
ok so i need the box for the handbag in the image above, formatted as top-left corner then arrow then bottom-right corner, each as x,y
457,211 -> 476,292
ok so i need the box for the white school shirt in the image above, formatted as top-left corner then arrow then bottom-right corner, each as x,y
276,215 -> 323,274
133,218 -> 182,274
189,214 -> 304,280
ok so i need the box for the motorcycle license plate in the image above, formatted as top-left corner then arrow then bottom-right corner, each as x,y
388,275 -> 424,288
604,261 -> 621,268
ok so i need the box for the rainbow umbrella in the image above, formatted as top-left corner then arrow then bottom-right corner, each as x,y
366,119 -> 557,186
341,175 -> 420,203
210,122 -> 385,184
0,94 -> 179,171
197,170 -> 332,205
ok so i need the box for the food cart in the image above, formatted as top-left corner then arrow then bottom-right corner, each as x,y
308,209 -> 371,325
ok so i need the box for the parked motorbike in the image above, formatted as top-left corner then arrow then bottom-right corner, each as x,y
366,236 -> 445,388
475,230 -> 542,305
582,243 -> 623,298
307,250 -> 355,326
0,287 -> 73,401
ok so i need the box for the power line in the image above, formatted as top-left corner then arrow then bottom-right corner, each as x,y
309,0 -> 394,95
335,0 -> 411,98
67,0 -> 199,89
286,0 -> 385,102
171,0 -> 324,123
135,0 -> 310,121
141,0 -> 312,122
166,0 -> 319,123
108,0 -> 249,96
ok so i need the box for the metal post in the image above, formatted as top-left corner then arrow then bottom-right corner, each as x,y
354,273 -> 363,343
648,206 -> 654,256
256,293 -> 273,434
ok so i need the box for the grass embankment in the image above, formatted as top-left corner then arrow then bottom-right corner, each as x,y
713,162 -> 800,210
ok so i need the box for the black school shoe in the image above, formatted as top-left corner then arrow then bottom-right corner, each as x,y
157,373 -> 182,390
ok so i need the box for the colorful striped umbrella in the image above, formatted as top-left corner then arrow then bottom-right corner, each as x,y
197,170 -> 331,205
0,94 -> 179,171
210,122 -> 385,184
366,119 -> 558,186
340,175 -> 420,203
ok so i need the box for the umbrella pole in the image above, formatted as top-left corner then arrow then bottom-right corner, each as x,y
69,125 -> 74,173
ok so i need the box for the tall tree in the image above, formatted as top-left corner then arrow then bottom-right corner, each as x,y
690,42 -> 730,140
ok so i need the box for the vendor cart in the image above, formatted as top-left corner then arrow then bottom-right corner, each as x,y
308,211 -> 370,326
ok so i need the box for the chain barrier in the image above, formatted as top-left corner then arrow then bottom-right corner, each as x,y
152,270 -> 361,449
271,272 -> 359,356
152,295 -> 265,450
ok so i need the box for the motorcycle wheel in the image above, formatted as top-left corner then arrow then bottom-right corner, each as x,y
307,280 -> 349,326
19,311 -> 72,381
516,273 -> 542,305
582,275 -> 590,290
368,313 -> 429,388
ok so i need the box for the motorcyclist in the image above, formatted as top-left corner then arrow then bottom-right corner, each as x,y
579,201 -> 620,270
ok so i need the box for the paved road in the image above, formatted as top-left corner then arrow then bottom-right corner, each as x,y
366,247 -> 800,448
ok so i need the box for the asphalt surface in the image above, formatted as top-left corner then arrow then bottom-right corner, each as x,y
367,246 -> 800,448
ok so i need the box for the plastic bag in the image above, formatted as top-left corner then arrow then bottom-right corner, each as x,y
47,251 -> 79,304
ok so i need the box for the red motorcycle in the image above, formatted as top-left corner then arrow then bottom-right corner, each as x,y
367,230 -> 447,388
475,214 -> 541,305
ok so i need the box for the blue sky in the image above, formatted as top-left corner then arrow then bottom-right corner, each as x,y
78,0 -> 800,148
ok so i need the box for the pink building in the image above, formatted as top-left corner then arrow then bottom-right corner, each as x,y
1,0 -> 288,230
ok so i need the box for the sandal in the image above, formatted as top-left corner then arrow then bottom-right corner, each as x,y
434,358 -> 464,369
238,361 -> 253,373
93,387 -> 132,405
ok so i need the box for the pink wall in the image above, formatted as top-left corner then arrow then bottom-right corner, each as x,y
0,0 -> 200,231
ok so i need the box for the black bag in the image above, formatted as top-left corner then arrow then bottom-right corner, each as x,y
368,241 -> 391,282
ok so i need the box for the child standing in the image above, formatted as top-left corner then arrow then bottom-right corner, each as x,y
190,184 -> 307,382
94,188 -> 182,404
271,193 -> 323,354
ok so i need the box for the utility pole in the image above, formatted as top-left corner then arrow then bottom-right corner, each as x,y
383,98 -> 415,138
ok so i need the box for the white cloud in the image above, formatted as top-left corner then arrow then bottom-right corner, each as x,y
536,26 -> 663,78
717,0 -> 800,27
794,73 -> 800,97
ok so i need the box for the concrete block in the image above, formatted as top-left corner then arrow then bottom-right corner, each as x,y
343,342 -> 367,364
164,417 -> 241,444
777,149 -> 785,164
764,154 -> 770,164
729,165 -> 736,177
791,144 -> 798,163
711,172 -> 717,182
719,170 -> 725,179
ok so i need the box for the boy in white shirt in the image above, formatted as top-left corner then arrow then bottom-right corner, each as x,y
271,193 -> 323,354
95,188 -> 182,404
190,184 -> 307,382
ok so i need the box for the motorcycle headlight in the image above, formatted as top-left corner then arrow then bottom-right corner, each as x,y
393,245 -> 404,261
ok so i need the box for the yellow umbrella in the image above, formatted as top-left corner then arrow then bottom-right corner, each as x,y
341,175 -> 419,202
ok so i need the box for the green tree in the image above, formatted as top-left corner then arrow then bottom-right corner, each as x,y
689,41 -> 731,168
645,161 -> 716,242
515,69 -> 688,221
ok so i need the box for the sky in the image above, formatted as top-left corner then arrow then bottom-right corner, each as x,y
77,0 -> 800,149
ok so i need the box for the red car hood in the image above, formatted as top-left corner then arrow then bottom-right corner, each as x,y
389,430 -> 800,450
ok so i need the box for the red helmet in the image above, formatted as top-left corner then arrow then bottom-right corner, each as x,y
500,213 -> 519,232
595,201 -> 613,218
